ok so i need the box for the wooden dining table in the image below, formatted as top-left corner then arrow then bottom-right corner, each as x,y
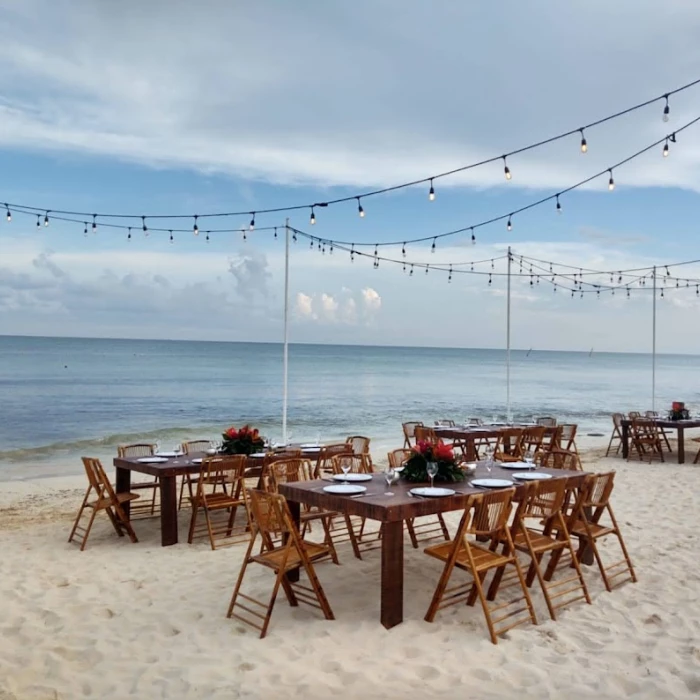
279,463 -> 587,630
620,417 -> 700,464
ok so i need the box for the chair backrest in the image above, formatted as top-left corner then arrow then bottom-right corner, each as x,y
117,443 -> 156,458
434,419 -> 455,427
267,448 -> 302,462
183,440 -> 211,454
266,458 -> 309,493
538,448 -> 580,470
516,478 -> 568,522
469,488 -> 516,538
246,489 -> 291,546
536,416 -> 557,427
645,410 -> 660,418
468,417 -> 484,426
522,425 -> 546,453
414,426 -> 439,444
612,412 -> 624,429
81,457 -> 117,501
387,448 -> 412,469
346,436 -> 370,455
402,421 -> 423,441
628,411 -> 641,419
494,428 -> 525,457
330,454 -> 368,475
560,424 -> 577,441
582,471 -> 616,508
197,455 -> 247,497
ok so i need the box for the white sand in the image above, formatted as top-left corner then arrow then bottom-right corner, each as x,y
1,449 -> 699,700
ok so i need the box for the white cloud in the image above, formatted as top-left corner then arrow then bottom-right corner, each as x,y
295,292 -> 315,320
319,293 -> 338,321
361,287 -> 382,312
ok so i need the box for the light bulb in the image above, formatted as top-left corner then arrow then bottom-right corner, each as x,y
580,129 -> 588,153
556,196 -> 562,214
92,215 -> 97,232
36,215 -> 40,229
142,216 -> 147,232
663,140 -> 669,157
310,208 -> 316,225
428,180 -> 435,201
663,95 -> 670,122
503,157 -> 512,180
608,170 -> 615,191
5,207 -> 10,222
193,216 -> 199,235
507,216 -> 512,231
44,212 -> 49,227
357,198 -> 365,217
249,213 -> 255,230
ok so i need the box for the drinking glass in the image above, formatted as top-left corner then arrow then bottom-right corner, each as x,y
384,467 -> 397,495
154,440 -> 161,455
341,460 -> 352,483
524,449 -> 535,469
315,432 -> 322,446
426,461 -> 438,489
484,446 -> 494,474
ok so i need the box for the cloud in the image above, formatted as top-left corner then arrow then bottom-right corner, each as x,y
295,292 -> 315,319
0,1 -> 699,192
319,293 -> 338,321
361,287 -> 381,312
578,226 -> 650,246
227,250 -> 271,299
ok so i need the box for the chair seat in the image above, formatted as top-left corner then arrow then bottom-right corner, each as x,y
194,493 -> 245,511
425,540 -> 511,572
88,492 -> 140,509
569,521 -> 615,539
510,528 -> 564,554
252,541 -> 331,571
301,507 -> 338,522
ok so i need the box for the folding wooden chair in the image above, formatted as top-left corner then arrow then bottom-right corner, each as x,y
537,448 -> 581,471
645,411 -> 672,451
605,413 -> 624,457
68,457 -> 139,551
402,421 -> 423,448
312,443 -> 353,478
494,479 -> 591,621
266,458 -> 340,565
559,424 -> 579,453
536,417 -> 557,427
467,417 -> 484,426
117,443 -> 159,517
521,426 -> 547,457
565,472 -> 637,592
178,439 -> 215,509
226,489 -> 335,638
424,489 -> 537,644
346,435 -> 373,470
414,426 -> 440,444
434,419 -> 456,427
387,448 -> 412,468
628,418 -> 664,463
187,455 -> 249,549
493,428 -> 525,462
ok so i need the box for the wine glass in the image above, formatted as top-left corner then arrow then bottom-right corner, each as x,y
524,449 -> 535,469
384,467 -> 397,495
426,461 -> 438,490
484,445 -> 494,474
154,440 -> 161,455
315,432 -> 322,446
341,459 -> 352,483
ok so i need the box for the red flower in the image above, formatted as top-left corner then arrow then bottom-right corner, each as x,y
252,428 -> 259,437
434,442 -> 454,461
226,426 -> 238,437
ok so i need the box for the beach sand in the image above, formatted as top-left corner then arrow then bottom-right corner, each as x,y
1,448 -> 699,699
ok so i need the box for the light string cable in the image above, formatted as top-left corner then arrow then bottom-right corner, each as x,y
2,78 -> 700,227
295,114 -> 700,250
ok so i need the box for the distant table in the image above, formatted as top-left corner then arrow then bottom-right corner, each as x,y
280,464 -> 586,630
620,418 -> 700,464
435,424 -> 559,460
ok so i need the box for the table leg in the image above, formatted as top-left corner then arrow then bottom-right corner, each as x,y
115,466 -> 131,518
678,427 -> 685,464
286,500 -> 301,583
159,476 -> 178,547
621,423 -> 629,459
579,506 -> 594,565
380,520 -> 404,629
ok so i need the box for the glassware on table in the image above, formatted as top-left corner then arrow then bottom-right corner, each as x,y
426,461 -> 438,489
154,440 -> 161,454
484,446 -> 495,473
384,467 -> 397,495
341,459 -> 352,483
315,432 -> 322,445
524,449 -> 535,469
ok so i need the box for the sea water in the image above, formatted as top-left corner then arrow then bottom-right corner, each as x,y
1,335 -> 698,480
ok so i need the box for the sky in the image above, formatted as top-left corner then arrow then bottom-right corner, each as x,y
2,0 -> 700,352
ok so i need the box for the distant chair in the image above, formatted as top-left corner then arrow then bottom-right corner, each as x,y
387,448 -> 412,469
414,426 -> 439,444
537,448 -> 581,471
313,442 -> 353,478
467,418 -> 484,426
434,419 -> 456,427
402,421 -> 424,448
179,439 -> 216,509
536,416 -> 557,427
117,443 -> 159,517
559,424 -> 579,453
182,440 -> 211,454
493,428 -> 525,462
605,413 -> 624,457
628,411 -> 641,419
346,435 -> 373,471
628,417 -> 664,462
68,457 -> 139,551
521,425 -> 546,456
645,411 -> 672,451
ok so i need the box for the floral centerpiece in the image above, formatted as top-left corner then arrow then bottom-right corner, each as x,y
221,424 -> 265,456
401,440 -> 465,483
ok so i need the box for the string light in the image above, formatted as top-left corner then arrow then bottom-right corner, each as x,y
43,211 -> 49,227
83,222 -> 87,236
428,179 -> 436,201
206,232 -> 210,242
249,213 -> 255,231
35,214 -> 40,229
142,216 -> 147,233
310,207 -> 316,225
580,128 -> 588,153
274,227 -> 278,239
127,227 -> 131,241
507,215 -> 512,231
471,228 -> 476,244
169,230 -> 174,243
448,265 -> 452,282
608,170 -> 615,191
425,265 -> 429,275
193,216 -> 199,235
402,243 -> 406,257
431,237 -> 436,253
488,273 -> 492,285
357,197 -> 365,218
503,156 -> 512,181
410,265 -> 414,276
663,94 -> 670,122
556,195 -> 562,214
663,139 -> 669,157
292,232 -> 297,242
350,244 -> 354,262
5,205 -> 10,222
92,214 -> 97,233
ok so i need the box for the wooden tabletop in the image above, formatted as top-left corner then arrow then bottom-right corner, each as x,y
620,418 -> 700,429
279,463 -> 586,523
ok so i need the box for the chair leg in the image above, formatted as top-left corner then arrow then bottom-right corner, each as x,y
343,514 -> 363,560
68,491 -> 90,544
187,497 -> 200,544
79,507 -> 99,552
319,516 -> 340,565
405,518 -> 419,548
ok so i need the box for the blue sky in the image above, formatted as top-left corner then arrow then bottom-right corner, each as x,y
2,0 -> 700,352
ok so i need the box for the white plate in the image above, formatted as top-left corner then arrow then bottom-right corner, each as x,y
191,458 -> 203,464
332,473 -> 372,482
249,452 -> 268,458
410,487 -> 456,498
322,484 -> 367,495
300,443 -> 321,448
501,461 -> 535,470
137,457 -> 169,463
513,472 -> 553,481
302,447 -> 321,453
471,478 -> 513,488
155,451 -> 182,458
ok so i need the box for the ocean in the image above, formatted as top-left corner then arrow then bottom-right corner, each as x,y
1,335 -> 698,480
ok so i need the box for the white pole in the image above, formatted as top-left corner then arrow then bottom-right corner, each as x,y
506,247 -> 512,422
282,219 -> 290,444
652,265 -> 657,412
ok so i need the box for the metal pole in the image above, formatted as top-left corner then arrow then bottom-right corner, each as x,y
652,265 -> 657,412
282,218 -> 290,444
506,246 -> 512,422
